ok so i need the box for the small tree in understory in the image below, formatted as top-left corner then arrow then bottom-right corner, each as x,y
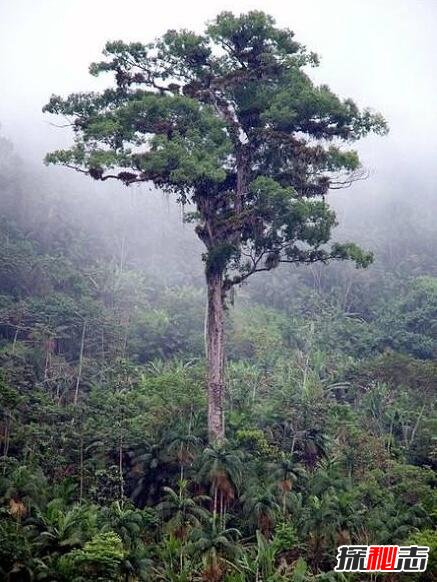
44,11 -> 387,443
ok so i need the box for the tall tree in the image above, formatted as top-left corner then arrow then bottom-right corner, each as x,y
44,11 -> 387,442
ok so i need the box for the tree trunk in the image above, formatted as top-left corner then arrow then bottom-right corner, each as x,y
206,272 -> 225,443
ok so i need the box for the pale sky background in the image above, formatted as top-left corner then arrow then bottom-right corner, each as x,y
0,0 -> 436,216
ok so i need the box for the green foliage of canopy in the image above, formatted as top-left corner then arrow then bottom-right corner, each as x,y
44,11 -> 386,285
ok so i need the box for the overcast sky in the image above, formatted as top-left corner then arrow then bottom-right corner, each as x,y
0,0 -> 436,207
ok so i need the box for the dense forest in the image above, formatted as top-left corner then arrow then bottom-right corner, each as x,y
1,127 -> 436,580
1,10 -> 436,581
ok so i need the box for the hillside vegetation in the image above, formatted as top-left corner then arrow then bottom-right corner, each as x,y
0,132 -> 436,580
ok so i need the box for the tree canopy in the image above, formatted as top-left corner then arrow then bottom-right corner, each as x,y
44,11 -> 387,286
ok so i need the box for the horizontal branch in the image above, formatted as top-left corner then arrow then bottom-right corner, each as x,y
224,251 -> 354,289
62,164 -> 150,185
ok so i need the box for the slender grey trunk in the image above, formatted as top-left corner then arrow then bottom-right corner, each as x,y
79,432 -> 84,502
74,320 -> 87,406
12,327 -> 19,355
409,403 -> 426,448
119,433 -> 124,503
2,412 -> 11,469
206,271 -> 225,443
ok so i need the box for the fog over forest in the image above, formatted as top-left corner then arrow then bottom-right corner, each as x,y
1,0 -> 437,276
